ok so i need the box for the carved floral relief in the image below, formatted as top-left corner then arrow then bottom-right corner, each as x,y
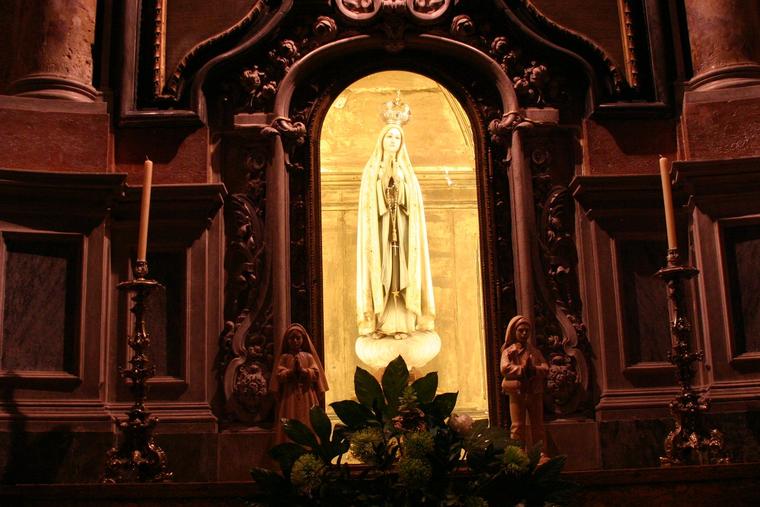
531,146 -> 591,416
220,145 -> 276,423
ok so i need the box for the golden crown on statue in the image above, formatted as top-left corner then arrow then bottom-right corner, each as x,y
383,90 -> 411,126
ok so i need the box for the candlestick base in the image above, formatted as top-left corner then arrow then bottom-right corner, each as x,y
655,253 -> 730,466
103,263 -> 173,483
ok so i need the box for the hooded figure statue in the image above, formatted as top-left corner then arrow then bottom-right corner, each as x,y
356,123 -> 436,339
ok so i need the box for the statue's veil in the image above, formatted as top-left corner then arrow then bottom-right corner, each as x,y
356,124 -> 436,334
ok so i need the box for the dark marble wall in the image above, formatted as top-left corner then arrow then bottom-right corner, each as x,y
618,239 -> 670,365
0,430 -> 112,484
723,224 -> 760,355
599,411 -> 760,468
144,251 -> 186,378
0,1 -> 15,92
1,235 -> 80,373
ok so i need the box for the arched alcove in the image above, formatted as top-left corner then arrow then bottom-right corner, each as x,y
219,39 -> 525,427
319,70 -> 489,419
216,13 -> 592,433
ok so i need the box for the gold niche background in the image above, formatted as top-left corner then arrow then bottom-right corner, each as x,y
319,71 -> 488,419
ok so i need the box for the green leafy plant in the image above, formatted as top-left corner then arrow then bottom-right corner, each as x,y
251,356 -> 577,507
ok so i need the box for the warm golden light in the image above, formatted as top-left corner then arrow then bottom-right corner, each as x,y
320,71 -> 488,419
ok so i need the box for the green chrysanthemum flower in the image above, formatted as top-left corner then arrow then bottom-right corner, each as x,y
398,385 -> 419,409
402,431 -> 434,459
349,427 -> 384,464
290,453 -> 324,493
463,496 -> 489,507
397,457 -> 432,488
501,445 -> 530,476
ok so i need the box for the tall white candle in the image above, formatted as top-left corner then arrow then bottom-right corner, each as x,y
659,156 -> 678,250
136,158 -> 153,262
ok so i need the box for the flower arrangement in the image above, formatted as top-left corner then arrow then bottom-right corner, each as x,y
251,356 -> 576,506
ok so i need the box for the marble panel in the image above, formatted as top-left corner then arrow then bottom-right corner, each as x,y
144,251 -> 186,378
0,98 -> 109,172
583,118 -> 676,175
617,239 -> 670,364
0,430 -> 111,484
723,224 -> 760,354
115,126 -> 209,185
599,418 -> 670,468
682,85 -> 760,160
1,235 -> 80,373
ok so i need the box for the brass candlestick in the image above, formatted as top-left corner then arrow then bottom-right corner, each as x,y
657,249 -> 729,466
103,260 -> 173,483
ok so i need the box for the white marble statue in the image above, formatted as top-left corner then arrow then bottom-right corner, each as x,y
355,94 -> 440,369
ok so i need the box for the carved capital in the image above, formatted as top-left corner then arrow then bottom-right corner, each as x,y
262,116 -> 307,172
488,111 -> 522,147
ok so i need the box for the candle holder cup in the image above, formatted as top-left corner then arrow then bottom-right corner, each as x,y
656,249 -> 730,466
103,260 -> 173,483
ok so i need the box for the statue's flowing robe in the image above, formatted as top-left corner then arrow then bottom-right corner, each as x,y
356,125 -> 435,336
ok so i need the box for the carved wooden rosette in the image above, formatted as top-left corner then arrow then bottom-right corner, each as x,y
103,269 -> 172,483
656,252 -> 729,466
335,0 -> 453,23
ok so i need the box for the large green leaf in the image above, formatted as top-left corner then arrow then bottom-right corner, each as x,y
410,372 -> 438,404
540,478 -> 580,504
249,467 -> 293,506
330,399 -> 374,428
431,392 -> 458,420
532,454 -> 567,483
465,421 -> 511,453
250,466 -> 282,483
282,418 -> 319,450
381,355 -> 409,409
309,405 -> 332,447
527,441 -> 543,468
268,442 -> 307,475
354,366 -> 384,411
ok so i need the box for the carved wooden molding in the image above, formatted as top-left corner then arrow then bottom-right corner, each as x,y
0,169 -> 126,230
334,0 -> 453,24
573,174 -> 692,417
110,184 -> 225,408
618,0 -> 639,89
218,141 -> 275,424
0,169 -> 125,410
261,116 -> 307,172
504,0 -> 627,97
674,157 -> 760,218
571,174 -> 687,232
676,159 -> 760,397
595,386 -> 678,420
0,399 -> 114,429
152,0 -> 272,102
130,0 -> 649,120
112,183 -> 226,233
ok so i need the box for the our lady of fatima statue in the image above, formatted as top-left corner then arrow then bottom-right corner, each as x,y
355,93 -> 440,370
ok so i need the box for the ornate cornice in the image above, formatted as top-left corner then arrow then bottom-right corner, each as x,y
134,0 -> 653,120
502,0 -> 628,98
152,0 -> 272,103
334,0 -> 453,24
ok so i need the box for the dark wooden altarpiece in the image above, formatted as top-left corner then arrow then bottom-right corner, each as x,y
2,0 -> 760,484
